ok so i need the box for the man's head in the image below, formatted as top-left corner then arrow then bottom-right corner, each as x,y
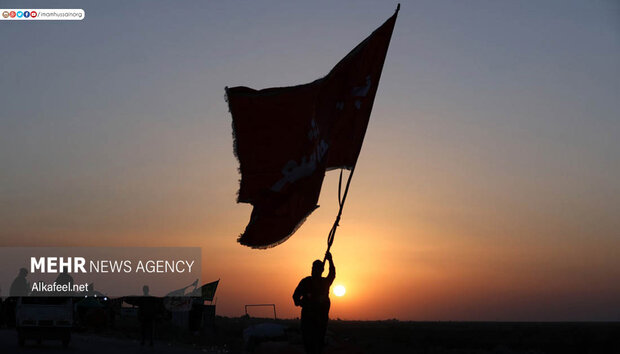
19,268 -> 28,277
311,260 -> 324,278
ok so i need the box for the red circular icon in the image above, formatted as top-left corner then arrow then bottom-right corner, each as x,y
10,11 -> 16,18
31,11 -> 38,18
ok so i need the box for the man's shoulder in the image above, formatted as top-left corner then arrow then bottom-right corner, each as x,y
298,276 -> 312,286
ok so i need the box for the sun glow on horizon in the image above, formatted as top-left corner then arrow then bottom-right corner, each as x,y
334,284 -> 346,297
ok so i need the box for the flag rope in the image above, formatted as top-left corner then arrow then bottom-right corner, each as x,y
324,165 -> 357,262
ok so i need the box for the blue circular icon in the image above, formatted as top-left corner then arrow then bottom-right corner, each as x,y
24,11 -> 30,18
17,11 -> 23,18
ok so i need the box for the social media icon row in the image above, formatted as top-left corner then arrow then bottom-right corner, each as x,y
2,10 -> 39,18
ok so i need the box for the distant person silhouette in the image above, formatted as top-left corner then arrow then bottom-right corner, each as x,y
138,285 -> 158,346
0,286 -> 3,327
55,267 -> 74,295
293,252 -> 336,354
10,268 -> 29,297
55,267 -> 74,286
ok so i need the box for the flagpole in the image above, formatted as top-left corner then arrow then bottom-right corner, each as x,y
323,164 -> 356,262
323,3 -> 400,262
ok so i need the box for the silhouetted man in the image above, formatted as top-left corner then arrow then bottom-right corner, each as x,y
55,267 -> 74,286
125,285 -> 159,345
10,268 -> 29,297
137,285 -> 158,346
55,267 -> 74,295
0,286 -> 3,327
293,252 -> 336,354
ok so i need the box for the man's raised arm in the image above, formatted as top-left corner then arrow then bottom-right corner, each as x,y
326,252 -> 336,285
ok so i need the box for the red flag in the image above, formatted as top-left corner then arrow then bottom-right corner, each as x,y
227,9 -> 398,248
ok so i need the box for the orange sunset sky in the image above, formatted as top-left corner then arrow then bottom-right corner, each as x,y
1,1 -> 619,321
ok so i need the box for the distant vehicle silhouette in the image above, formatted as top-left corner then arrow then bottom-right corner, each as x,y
15,297 -> 73,347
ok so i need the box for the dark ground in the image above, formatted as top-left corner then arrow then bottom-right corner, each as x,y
91,316 -> 620,353
2,317 -> 618,353
323,320 -> 620,354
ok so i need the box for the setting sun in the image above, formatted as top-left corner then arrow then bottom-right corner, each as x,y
333,285 -> 346,297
